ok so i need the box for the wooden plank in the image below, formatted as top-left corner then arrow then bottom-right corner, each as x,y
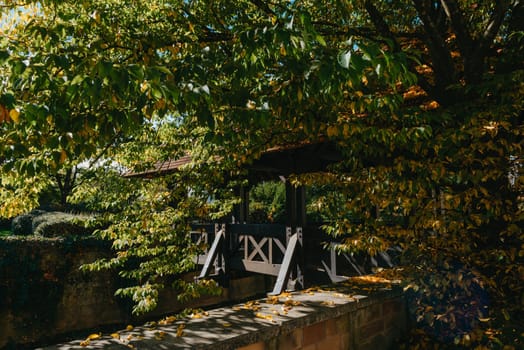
269,232 -> 298,295
241,260 -> 281,276
247,236 -> 269,262
228,224 -> 287,238
197,227 -> 224,279
274,237 -> 286,254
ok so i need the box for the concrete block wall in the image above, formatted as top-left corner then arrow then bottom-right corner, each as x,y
44,285 -> 407,350
236,294 -> 406,350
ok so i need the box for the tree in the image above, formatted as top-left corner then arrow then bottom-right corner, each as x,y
1,1 -> 522,346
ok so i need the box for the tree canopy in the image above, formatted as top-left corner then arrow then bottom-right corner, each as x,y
1,0 -> 522,347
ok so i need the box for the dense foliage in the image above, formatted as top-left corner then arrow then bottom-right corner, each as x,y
1,0 -> 522,347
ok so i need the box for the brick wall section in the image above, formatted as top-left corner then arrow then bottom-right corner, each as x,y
236,294 -> 406,350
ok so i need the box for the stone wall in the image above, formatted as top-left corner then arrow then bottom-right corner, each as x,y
44,284 -> 407,350
0,236 -> 273,349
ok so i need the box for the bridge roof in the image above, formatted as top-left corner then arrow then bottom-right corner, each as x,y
123,140 -> 342,180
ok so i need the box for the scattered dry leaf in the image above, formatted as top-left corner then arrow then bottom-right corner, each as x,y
266,296 -> 279,304
242,301 -> 261,311
154,331 -> 166,340
284,299 -> 301,307
255,312 -> 273,321
159,315 -> 177,325
176,323 -> 185,337
126,325 -> 134,331
86,333 -> 101,340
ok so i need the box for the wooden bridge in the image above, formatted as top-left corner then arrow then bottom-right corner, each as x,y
190,223 -> 385,295
126,140 -> 396,294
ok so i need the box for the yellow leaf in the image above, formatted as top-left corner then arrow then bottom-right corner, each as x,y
126,325 -> 134,331
266,296 -> 279,304
9,109 -> 20,123
221,322 -> 232,327
343,124 -> 350,137
154,331 -> 166,340
284,299 -> 301,306
60,149 -> 68,164
158,315 -> 177,325
246,100 -> 256,110
140,81 -> 149,93
80,340 -> 90,347
255,312 -> 273,320
111,333 -> 120,339
91,10 -> 101,23
176,324 -> 185,337
86,333 -> 101,340
326,125 -> 338,137
280,44 -> 286,56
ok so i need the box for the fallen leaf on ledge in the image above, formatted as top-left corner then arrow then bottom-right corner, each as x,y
86,333 -> 101,340
255,312 -> 274,321
154,331 -> 166,340
176,323 -> 185,337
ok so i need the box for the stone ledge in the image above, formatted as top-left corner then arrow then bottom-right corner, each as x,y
41,283 -> 404,350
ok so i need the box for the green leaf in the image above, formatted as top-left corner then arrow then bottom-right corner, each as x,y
338,50 -> 351,69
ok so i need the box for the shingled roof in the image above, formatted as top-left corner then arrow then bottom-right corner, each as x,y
123,155 -> 193,178
123,140 -> 342,179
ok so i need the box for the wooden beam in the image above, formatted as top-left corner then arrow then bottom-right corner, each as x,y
197,225 -> 225,279
269,231 -> 301,296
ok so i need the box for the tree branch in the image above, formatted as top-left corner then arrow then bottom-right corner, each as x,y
249,0 -> 276,16
478,0 -> 513,55
88,131 -> 123,169
364,1 -> 400,50
412,0 -> 457,102
439,0 -> 474,54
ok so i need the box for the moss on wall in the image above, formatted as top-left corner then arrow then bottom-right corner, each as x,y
0,236 -> 119,348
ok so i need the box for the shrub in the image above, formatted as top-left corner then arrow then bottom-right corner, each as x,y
11,210 -> 45,235
32,212 -> 92,237
0,217 -> 11,231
